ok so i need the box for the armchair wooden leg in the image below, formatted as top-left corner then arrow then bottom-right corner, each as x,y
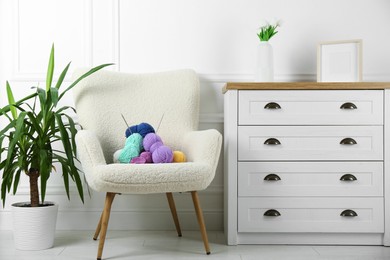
93,212 -> 103,240
166,192 -> 182,237
97,192 -> 116,260
191,191 -> 211,255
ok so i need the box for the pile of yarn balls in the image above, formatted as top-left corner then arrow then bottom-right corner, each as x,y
117,122 -> 186,164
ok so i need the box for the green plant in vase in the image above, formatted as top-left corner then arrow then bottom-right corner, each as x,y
0,44 -> 112,207
255,20 -> 281,82
257,20 -> 281,42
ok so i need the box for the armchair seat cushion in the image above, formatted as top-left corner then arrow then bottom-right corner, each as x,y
91,162 -> 212,194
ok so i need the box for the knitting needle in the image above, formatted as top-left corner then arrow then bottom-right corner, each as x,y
156,113 -> 165,133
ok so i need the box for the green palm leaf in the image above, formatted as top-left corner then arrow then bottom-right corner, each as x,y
39,149 -> 50,202
61,163 -> 70,200
62,114 -> 78,157
46,44 -> 55,92
5,112 -> 26,168
55,113 -> 84,202
55,62 -> 71,89
6,81 -> 17,119
50,87 -> 59,107
13,169 -> 22,195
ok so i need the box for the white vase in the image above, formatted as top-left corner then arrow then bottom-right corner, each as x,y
12,201 -> 58,250
255,41 -> 274,82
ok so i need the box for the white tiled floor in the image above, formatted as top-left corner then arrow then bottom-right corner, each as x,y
1,230 -> 390,260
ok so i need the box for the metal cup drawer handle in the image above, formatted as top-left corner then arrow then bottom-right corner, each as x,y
340,209 -> 358,217
264,209 -> 281,217
264,138 -> 281,145
340,174 -> 357,181
264,174 -> 281,181
340,102 -> 357,110
264,102 -> 281,110
340,137 -> 357,145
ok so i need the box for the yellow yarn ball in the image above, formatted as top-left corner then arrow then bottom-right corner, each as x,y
173,151 -> 186,163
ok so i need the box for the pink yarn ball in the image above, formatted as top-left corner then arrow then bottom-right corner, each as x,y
143,133 -> 162,152
140,151 -> 153,163
152,145 -> 173,163
130,156 -> 147,164
150,141 -> 163,153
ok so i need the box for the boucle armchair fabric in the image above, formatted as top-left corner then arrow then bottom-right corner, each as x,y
73,69 -> 222,194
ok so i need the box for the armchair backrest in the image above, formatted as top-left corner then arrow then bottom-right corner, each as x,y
73,69 -> 200,163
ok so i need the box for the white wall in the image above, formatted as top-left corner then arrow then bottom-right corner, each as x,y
0,0 -> 390,231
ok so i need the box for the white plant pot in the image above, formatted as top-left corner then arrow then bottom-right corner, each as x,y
255,41 -> 274,82
12,201 -> 58,250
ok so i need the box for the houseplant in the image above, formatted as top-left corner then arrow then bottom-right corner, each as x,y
255,20 -> 281,82
0,44 -> 111,250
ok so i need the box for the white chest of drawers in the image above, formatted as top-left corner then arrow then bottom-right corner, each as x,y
223,82 -> 390,246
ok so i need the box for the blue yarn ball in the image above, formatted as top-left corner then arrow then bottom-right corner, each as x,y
137,122 -> 155,137
125,122 -> 155,138
125,127 -> 132,138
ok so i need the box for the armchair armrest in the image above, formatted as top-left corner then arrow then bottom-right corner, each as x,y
182,129 -> 222,170
76,130 -> 107,169
76,130 -> 107,189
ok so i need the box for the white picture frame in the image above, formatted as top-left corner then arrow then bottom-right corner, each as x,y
317,39 -> 362,82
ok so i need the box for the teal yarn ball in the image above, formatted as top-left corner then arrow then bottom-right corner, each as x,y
118,146 -> 140,163
125,133 -> 143,151
118,133 -> 143,163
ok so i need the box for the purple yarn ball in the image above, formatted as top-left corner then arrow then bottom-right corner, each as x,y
143,133 -> 162,151
152,145 -> 173,163
150,141 -> 163,153
139,151 -> 153,163
130,156 -> 147,164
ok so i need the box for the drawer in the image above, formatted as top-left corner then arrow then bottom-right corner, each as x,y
238,197 -> 384,233
238,126 -> 383,161
238,162 -> 383,197
238,90 -> 383,125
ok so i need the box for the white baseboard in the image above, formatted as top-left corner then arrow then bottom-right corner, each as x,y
0,209 -> 223,231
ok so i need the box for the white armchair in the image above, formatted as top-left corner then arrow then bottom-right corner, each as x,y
73,69 -> 222,260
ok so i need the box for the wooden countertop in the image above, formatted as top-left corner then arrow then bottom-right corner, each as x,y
222,82 -> 390,94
